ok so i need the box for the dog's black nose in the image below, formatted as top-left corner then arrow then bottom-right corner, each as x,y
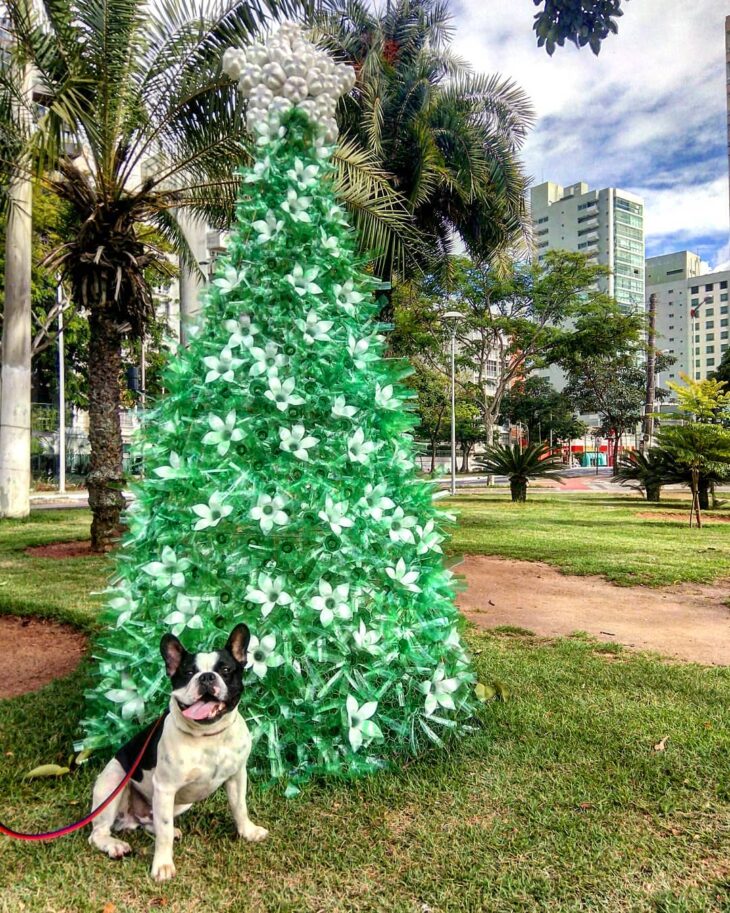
198,672 -> 216,686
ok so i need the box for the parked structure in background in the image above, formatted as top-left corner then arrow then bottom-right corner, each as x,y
530,180 -> 645,312
646,252 -> 730,385
530,180 -> 645,395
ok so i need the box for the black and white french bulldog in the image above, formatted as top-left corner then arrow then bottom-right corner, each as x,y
89,623 -> 268,881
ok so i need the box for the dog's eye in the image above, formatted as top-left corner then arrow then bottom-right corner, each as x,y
218,666 -> 231,675
184,668 -> 195,679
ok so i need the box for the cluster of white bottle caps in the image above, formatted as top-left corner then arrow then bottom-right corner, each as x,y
222,21 -> 356,142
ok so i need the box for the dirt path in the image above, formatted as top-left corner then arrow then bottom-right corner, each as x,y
458,556 -> 730,666
0,617 -> 88,699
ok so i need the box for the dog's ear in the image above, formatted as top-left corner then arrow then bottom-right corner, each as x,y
226,624 -> 250,664
160,633 -> 186,677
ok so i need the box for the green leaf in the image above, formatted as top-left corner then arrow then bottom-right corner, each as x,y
494,681 -> 510,702
24,763 -> 71,779
475,682 -> 496,703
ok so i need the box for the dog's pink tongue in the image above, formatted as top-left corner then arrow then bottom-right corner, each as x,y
182,700 -> 220,721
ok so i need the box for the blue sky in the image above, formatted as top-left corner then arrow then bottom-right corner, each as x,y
450,0 -> 730,269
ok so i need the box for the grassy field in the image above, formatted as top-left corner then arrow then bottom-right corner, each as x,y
0,500 -> 729,912
449,494 -> 730,586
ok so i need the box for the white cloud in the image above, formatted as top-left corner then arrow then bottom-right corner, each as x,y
450,0 -> 730,267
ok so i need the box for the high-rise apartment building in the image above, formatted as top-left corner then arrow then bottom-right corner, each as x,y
530,180 -> 646,313
646,252 -> 730,385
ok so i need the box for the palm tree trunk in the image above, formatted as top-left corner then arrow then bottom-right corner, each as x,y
0,64 -> 33,518
697,477 -> 710,511
510,478 -> 527,502
645,483 -> 661,502
87,310 -> 125,551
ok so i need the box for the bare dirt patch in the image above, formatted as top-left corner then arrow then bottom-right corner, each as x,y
25,540 -> 96,559
0,616 -> 87,698
458,556 -> 730,666
636,511 -> 730,524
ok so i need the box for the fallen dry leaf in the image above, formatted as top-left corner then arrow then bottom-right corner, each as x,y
102,903 -> 116,913
653,736 -> 669,752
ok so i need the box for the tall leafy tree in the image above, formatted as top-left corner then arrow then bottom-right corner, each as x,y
393,251 -> 641,447
533,0 -> 628,55
499,376 -> 586,447
315,0 -> 535,301
0,0 -> 413,549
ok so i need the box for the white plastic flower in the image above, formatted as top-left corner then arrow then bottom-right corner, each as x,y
416,519 -> 444,554
393,445 -> 415,472
249,341 -> 287,378
287,158 -> 319,187
296,309 -> 333,344
353,620 -> 382,654
245,573 -> 292,617
223,313 -> 261,351
318,496 -> 353,536
279,424 -> 318,460
202,410 -> 243,456
332,395 -> 357,419
244,156 -> 271,183
254,118 -> 286,145
385,557 -> 421,593
358,483 -> 395,520
375,383 -> 399,410
309,579 -> 351,626
265,376 -> 305,411
246,634 -> 284,678
420,666 -> 461,716
347,427 -> 376,464
384,506 -> 418,544
346,695 -> 382,752
163,592 -> 204,634
153,451 -> 186,481
249,492 -> 289,533
252,209 -> 284,244
320,228 -> 340,257
326,202 -> 348,224
203,347 -> 243,383
347,334 -> 372,369
213,265 -> 247,295
142,545 -> 191,588
192,491 -> 233,530
281,188 -> 311,222
106,674 -> 145,721
333,280 -> 365,314
286,263 -> 322,297
107,585 -> 137,627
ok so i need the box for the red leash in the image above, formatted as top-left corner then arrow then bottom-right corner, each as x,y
0,715 -> 165,842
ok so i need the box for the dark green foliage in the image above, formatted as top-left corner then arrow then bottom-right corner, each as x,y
316,0 -> 535,281
477,442 -> 565,502
612,449 -> 670,502
533,0 -> 627,56
499,376 -> 586,445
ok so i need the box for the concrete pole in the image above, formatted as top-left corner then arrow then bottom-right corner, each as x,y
450,329 -> 456,496
0,63 -> 33,517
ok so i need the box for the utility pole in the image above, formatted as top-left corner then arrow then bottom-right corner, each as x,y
641,292 -> 657,452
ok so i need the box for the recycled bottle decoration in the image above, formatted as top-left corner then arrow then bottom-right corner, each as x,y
80,22 -> 477,790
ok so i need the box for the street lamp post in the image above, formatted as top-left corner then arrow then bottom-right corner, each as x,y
56,279 -> 66,494
442,311 -> 463,496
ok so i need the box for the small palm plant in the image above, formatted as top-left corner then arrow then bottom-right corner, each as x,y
612,449 -> 670,502
477,442 -> 565,502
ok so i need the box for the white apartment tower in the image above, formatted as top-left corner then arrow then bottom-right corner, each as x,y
530,180 -> 646,313
646,252 -> 730,385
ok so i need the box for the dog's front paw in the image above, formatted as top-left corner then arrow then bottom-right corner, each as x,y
151,858 -> 176,882
89,834 -> 132,859
239,823 -> 269,842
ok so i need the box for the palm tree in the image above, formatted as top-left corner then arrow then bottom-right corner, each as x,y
0,0 -> 413,550
477,442 -> 564,502
612,449 -> 670,502
657,425 -> 730,527
314,0 -> 534,305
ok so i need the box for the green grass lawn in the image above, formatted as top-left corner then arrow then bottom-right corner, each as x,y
0,502 -> 729,912
448,494 -> 730,586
